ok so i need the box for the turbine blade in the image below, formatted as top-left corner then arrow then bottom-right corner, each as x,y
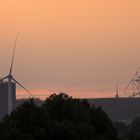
9,34 -> 19,75
12,77 -> 35,98
0,76 -> 9,81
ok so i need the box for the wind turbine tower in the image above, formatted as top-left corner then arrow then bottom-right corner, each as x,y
0,37 -> 34,118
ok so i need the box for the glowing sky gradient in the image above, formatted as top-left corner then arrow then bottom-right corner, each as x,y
0,0 -> 140,98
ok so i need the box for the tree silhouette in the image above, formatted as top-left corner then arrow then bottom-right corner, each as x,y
91,106 -> 118,140
123,117 -> 140,140
0,93 -> 119,140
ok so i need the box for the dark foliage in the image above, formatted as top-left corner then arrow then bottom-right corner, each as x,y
124,117 -> 140,140
0,93 -> 119,140
114,117 -> 140,140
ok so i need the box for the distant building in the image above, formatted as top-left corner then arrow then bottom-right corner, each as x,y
88,98 -> 140,122
0,82 -> 16,119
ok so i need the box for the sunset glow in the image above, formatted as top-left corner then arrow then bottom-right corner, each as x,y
0,0 -> 140,98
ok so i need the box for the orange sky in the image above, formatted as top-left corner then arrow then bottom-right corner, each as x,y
0,0 -> 140,99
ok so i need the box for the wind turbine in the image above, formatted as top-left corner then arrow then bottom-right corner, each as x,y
0,36 -> 34,115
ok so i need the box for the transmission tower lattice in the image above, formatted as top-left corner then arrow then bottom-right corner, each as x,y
124,68 -> 140,97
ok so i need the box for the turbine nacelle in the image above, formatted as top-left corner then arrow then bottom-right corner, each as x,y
0,75 -> 34,97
